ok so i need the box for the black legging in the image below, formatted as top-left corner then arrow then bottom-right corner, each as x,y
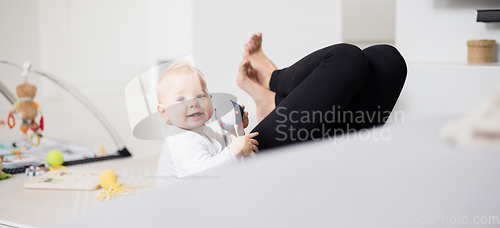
250,43 -> 407,150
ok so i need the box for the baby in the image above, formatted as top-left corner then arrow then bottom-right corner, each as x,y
155,59 -> 259,179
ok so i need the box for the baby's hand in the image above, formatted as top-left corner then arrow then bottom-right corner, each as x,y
228,132 -> 259,159
241,104 -> 249,128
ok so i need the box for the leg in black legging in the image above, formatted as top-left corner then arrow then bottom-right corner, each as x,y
251,43 -> 370,149
332,45 -> 407,132
251,43 -> 407,151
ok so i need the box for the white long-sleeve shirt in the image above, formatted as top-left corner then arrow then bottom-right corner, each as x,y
156,124 -> 238,183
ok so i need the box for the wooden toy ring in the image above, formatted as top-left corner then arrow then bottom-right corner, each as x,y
30,134 -> 40,147
7,113 -> 15,129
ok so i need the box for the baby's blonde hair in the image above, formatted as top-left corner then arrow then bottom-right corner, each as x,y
156,58 -> 208,104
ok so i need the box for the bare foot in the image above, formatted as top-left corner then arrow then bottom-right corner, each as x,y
237,59 -> 276,122
243,33 -> 278,90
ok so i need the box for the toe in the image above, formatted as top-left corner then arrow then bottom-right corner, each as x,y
256,34 -> 262,46
252,37 -> 259,49
248,35 -> 255,44
239,59 -> 250,73
238,60 -> 247,72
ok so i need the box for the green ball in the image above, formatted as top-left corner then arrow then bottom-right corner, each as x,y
46,150 -> 64,167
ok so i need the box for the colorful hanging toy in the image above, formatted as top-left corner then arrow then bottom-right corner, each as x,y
9,81 -> 44,141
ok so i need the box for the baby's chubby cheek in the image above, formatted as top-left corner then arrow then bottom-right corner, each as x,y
164,104 -> 186,122
204,99 -> 214,120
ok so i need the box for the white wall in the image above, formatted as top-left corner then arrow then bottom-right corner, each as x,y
343,0 -> 396,43
37,0 -> 193,101
193,0 -> 343,130
396,0 -> 500,63
391,63 -> 500,123
0,0 -> 41,112
145,0 -> 194,66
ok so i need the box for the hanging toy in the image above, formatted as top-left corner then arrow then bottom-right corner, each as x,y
7,113 -> 15,129
214,100 -> 245,136
9,81 -> 44,139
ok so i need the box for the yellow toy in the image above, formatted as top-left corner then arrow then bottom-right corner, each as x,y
46,150 -> 64,167
99,170 -> 117,190
95,170 -> 153,201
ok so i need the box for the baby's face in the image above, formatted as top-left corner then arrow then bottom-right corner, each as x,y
159,72 -> 213,130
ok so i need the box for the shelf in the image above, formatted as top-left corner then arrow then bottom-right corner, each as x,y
408,62 -> 500,68
477,9 -> 500,23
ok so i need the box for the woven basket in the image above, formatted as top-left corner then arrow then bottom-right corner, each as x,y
467,40 -> 496,63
